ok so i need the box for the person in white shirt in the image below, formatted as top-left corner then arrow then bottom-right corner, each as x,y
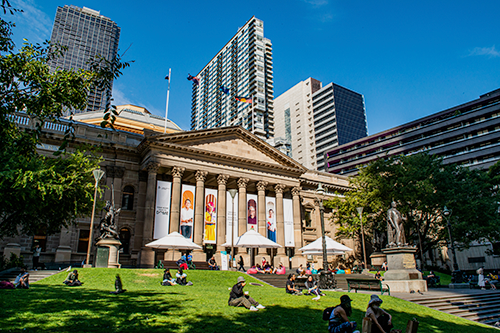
180,198 -> 194,238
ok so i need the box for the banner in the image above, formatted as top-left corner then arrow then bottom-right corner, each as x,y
265,197 -> 276,242
204,188 -> 218,244
226,191 -> 239,245
247,194 -> 258,231
154,181 -> 172,239
283,198 -> 294,247
221,251 -> 228,271
180,184 -> 195,240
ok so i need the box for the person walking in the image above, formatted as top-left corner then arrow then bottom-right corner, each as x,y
228,276 -> 265,311
237,255 -> 246,272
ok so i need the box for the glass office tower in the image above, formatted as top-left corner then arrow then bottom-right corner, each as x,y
48,5 -> 120,113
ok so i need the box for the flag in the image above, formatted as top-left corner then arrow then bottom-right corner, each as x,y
165,75 -> 169,80
219,86 -> 229,95
235,96 -> 252,104
187,74 -> 200,85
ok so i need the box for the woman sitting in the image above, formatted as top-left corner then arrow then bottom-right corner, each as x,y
176,268 -> 188,285
255,264 -> 265,274
365,294 -> 393,333
14,269 -> 29,289
328,295 -> 359,333
305,275 -> 325,300
162,268 -> 176,286
264,264 -> 273,274
275,263 -> 286,275
63,270 -> 83,286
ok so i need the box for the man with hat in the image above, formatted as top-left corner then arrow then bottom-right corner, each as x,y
228,276 -> 266,311
365,294 -> 393,333
328,295 -> 359,333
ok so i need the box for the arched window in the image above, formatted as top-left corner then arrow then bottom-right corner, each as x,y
119,228 -> 131,254
121,186 -> 134,210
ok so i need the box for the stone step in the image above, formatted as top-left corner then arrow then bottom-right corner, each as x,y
445,302 -> 500,316
434,299 -> 500,311
408,292 -> 500,304
0,269 -> 63,283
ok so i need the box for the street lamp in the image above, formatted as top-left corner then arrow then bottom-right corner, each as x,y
85,169 -> 105,268
443,206 -> 462,283
356,206 -> 368,272
315,183 -> 328,271
228,189 -> 238,270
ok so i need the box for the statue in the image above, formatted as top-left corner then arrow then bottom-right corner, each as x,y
96,200 -> 120,241
110,274 -> 126,294
387,201 -> 406,247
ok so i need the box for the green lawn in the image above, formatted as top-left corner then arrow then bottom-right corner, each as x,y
0,268 -> 495,332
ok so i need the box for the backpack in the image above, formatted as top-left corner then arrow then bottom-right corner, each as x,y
323,306 -> 335,321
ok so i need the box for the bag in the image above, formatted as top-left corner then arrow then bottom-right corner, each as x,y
405,318 -> 419,333
323,307 -> 334,321
362,317 -> 372,333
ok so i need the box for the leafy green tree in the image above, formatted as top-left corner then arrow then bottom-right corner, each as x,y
0,1 -> 130,237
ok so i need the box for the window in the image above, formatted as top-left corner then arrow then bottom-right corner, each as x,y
121,186 -> 134,210
33,227 -> 47,251
77,230 -> 89,253
120,228 -> 131,254
467,257 -> 486,263
304,210 -> 312,227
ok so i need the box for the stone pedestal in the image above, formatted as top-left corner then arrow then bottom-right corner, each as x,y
55,245 -> 73,263
139,248 -> 155,268
382,247 -> 427,293
96,238 -> 122,268
370,252 -> 387,268
3,243 -> 21,259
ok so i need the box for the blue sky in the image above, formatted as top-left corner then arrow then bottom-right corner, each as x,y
8,0 -> 500,134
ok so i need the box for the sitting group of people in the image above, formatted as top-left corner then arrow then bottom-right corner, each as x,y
161,267 -> 193,286
246,257 -> 286,275
285,273 -> 325,300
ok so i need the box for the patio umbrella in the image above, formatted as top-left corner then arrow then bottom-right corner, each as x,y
299,236 -> 352,253
301,249 -> 344,256
221,230 -> 282,248
146,232 -> 202,260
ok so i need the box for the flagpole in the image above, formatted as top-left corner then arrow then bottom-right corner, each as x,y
164,68 -> 171,134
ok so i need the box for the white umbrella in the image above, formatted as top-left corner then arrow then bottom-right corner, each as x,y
146,232 -> 202,260
221,230 -> 282,248
301,249 -> 344,256
299,236 -> 352,253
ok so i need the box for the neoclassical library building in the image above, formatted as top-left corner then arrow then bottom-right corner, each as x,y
2,106 -> 352,268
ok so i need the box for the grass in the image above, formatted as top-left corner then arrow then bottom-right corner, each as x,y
423,271 -> 452,285
0,268 -> 495,332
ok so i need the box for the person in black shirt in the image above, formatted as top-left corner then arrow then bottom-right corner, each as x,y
305,275 -> 324,300
285,273 -> 302,295
237,255 -> 246,272
208,256 -> 219,270
228,276 -> 265,311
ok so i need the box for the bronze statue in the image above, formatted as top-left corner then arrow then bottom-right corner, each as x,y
110,274 -> 126,294
96,200 -> 120,241
387,201 -> 406,247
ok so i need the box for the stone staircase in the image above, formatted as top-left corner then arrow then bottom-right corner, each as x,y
406,291 -> 500,327
0,268 -> 64,283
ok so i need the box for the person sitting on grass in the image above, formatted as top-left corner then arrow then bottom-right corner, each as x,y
208,255 -> 219,270
305,275 -> 325,300
365,294 -> 393,333
14,269 -> 29,289
285,273 -> 302,295
176,268 -> 193,286
328,295 -> 359,333
374,270 -> 383,281
162,268 -> 176,286
63,270 -> 83,286
228,276 -> 266,311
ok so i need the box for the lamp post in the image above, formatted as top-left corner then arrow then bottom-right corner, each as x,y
357,206 -> 368,273
315,183 -> 328,271
85,169 -> 105,268
229,189 -> 238,270
443,206 -> 462,283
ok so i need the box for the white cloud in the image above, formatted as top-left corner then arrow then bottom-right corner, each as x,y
111,86 -> 133,106
468,45 -> 500,58
10,0 -> 52,45
303,0 -> 328,6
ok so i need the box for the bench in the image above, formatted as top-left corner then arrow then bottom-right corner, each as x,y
346,278 -> 390,295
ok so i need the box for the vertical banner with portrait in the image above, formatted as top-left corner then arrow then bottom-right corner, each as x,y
265,197 -> 276,242
204,188 -> 218,244
247,194 -> 258,231
154,181 -> 172,239
180,184 -> 195,240
226,191 -> 239,245
283,198 -> 294,247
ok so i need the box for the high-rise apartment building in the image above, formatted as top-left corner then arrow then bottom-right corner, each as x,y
275,80 -> 367,170
190,17 -> 274,140
48,5 -> 120,112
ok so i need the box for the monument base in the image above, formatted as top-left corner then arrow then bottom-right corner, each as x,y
449,283 -> 470,289
370,252 -> 387,268
382,246 -> 427,293
96,238 -> 122,269
384,279 -> 428,293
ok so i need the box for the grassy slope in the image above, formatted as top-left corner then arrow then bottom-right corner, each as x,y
0,268 -> 495,333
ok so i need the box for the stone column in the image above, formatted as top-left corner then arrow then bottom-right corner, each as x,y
55,227 -> 73,263
169,166 -> 185,233
275,184 -> 286,256
237,178 -> 249,236
291,186 -> 306,268
192,171 -> 207,262
257,181 -> 268,256
139,162 -> 159,267
216,174 -> 229,265
133,172 -> 148,255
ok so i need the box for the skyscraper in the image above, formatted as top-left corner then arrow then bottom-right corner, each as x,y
190,17 -> 274,140
48,5 -> 120,113
275,80 -> 367,171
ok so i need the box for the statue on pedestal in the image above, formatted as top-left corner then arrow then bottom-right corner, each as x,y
96,200 -> 120,242
387,201 -> 406,247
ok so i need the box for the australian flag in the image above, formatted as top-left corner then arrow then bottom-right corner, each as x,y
187,74 -> 200,85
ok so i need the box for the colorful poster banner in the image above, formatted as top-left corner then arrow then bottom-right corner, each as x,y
180,184 -> 195,240
247,194 -> 258,231
204,188 -> 218,244
154,181 -> 172,239
283,198 -> 294,247
265,197 -> 276,242
226,191 -> 239,245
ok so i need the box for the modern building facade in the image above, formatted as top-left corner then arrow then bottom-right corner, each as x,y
190,17 -> 274,140
48,5 -> 120,113
326,88 -> 500,176
274,78 -> 322,169
275,80 -> 367,171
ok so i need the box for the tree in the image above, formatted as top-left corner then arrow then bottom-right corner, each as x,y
0,1 -> 130,237
325,153 -> 500,266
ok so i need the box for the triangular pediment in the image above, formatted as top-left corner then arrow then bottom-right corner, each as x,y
141,126 -> 307,173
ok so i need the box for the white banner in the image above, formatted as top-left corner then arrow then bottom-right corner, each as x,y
247,194 -> 258,231
204,188 -> 218,244
221,251 -> 228,271
226,191 -> 239,245
180,184 -> 195,240
265,197 -> 276,242
283,198 -> 294,247
154,181 -> 172,239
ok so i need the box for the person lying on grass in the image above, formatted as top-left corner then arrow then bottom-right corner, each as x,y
365,294 -> 393,333
63,270 -> 83,286
228,276 -> 265,311
14,269 -> 29,289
